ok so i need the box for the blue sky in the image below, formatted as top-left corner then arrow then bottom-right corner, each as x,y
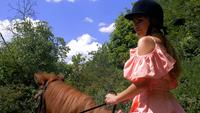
0,0 -> 133,62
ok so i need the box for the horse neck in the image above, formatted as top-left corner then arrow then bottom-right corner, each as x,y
80,97 -> 112,113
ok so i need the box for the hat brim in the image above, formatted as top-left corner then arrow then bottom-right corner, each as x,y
124,13 -> 135,20
124,12 -> 146,20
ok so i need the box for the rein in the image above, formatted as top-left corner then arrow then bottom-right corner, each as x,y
80,103 -> 117,113
80,91 -> 118,113
35,80 -> 118,113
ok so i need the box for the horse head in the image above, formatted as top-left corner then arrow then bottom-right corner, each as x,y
34,72 -> 114,113
34,71 -> 64,87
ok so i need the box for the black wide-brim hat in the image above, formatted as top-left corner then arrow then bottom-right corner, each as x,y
124,0 -> 163,21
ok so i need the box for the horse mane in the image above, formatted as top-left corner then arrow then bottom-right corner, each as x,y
34,72 -> 112,113
34,71 -> 64,86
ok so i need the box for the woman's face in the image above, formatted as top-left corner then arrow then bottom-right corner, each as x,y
133,15 -> 150,38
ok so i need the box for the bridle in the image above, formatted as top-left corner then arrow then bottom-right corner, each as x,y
34,78 -> 60,113
34,81 -> 49,113
34,80 -> 118,113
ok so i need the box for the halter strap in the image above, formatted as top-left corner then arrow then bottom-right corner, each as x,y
35,80 -> 58,113
35,81 -> 48,113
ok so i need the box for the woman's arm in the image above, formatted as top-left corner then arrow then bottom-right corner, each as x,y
105,78 -> 149,104
105,36 -> 155,105
105,84 -> 137,104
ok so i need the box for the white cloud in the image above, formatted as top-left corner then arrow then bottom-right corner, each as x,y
99,22 -> 115,33
0,20 -> 14,42
24,17 -> 40,27
67,0 -> 75,2
46,0 -> 75,3
0,18 -> 40,43
98,22 -> 106,27
66,34 -> 102,63
84,17 -> 94,23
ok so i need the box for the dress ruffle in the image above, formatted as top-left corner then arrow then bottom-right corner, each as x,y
123,46 -> 176,83
123,43 -> 185,113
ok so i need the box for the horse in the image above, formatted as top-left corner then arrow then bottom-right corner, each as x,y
34,72 -> 113,113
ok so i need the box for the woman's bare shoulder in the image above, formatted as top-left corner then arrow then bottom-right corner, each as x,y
137,36 -> 156,55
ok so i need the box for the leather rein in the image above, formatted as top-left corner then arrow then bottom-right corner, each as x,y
34,81 -> 117,113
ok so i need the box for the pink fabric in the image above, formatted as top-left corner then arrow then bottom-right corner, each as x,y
123,43 -> 185,113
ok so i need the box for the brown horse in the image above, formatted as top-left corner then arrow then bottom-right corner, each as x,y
34,72 -> 112,113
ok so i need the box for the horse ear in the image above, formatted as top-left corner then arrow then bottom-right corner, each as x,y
34,74 -> 39,85
34,72 -> 40,82
58,74 -> 65,81
34,73 -> 43,86
34,71 -> 46,86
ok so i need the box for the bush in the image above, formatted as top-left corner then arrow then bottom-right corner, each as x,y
172,56 -> 200,113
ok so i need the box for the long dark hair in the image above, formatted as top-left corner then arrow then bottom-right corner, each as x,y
147,24 -> 182,79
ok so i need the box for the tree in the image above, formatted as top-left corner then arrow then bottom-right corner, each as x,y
0,19 -> 70,113
0,1 -> 70,112
157,0 -> 200,59
9,0 -> 37,20
108,15 -> 138,69
0,20 -> 69,85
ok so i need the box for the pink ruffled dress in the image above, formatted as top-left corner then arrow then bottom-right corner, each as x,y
123,40 -> 186,113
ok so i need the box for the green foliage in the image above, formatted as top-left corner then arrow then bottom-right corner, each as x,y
65,54 -> 86,88
0,85 -> 36,113
172,56 -> 200,113
157,0 -> 200,59
0,20 -> 69,85
108,15 -> 138,69
0,19 -> 69,113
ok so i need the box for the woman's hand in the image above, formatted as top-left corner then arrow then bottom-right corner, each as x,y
105,93 -> 119,105
105,83 -> 140,105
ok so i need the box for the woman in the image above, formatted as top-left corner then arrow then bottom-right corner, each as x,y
105,0 -> 186,113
